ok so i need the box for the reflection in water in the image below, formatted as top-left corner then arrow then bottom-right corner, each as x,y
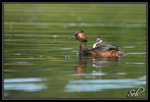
65,56 -> 146,92
75,55 -> 121,74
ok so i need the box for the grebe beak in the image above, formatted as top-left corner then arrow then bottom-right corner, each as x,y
69,36 -> 76,39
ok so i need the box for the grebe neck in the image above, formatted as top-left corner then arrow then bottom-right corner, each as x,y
79,41 -> 87,52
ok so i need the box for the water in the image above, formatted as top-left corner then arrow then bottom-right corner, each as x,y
3,4 -> 147,99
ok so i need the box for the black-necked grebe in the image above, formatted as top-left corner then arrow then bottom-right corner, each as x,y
70,31 -> 123,57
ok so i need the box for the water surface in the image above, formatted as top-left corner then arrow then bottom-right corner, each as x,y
3,4 -> 147,99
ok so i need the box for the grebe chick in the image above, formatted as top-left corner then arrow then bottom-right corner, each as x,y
70,31 -> 123,57
93,36 -> 103,48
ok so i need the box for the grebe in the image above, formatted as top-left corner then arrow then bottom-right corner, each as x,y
93,36 -> 103,48
70,31 -> 123,57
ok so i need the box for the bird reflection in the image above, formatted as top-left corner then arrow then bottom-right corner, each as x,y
75,55 -> 121,74
65,56 -> 122,93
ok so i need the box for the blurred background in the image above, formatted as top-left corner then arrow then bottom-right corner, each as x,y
4,3 -> 146,99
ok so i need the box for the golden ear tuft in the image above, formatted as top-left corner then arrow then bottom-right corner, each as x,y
77,33 -> 87,40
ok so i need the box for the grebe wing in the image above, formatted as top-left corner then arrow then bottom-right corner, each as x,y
91,43 -> 121,53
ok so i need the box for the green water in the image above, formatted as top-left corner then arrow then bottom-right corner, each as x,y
3,3 -> 147,99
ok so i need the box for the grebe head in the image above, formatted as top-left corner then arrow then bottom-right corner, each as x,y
70,30 -> 87,42
96,36 -> 103,43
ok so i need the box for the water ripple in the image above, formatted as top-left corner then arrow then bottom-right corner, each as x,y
127,52 -> 146,55
65,79 -> 146,92
125,62 -> 145,65
4,78 -> 48,92
4,78 -> 44,83
123,46 -> 136,48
